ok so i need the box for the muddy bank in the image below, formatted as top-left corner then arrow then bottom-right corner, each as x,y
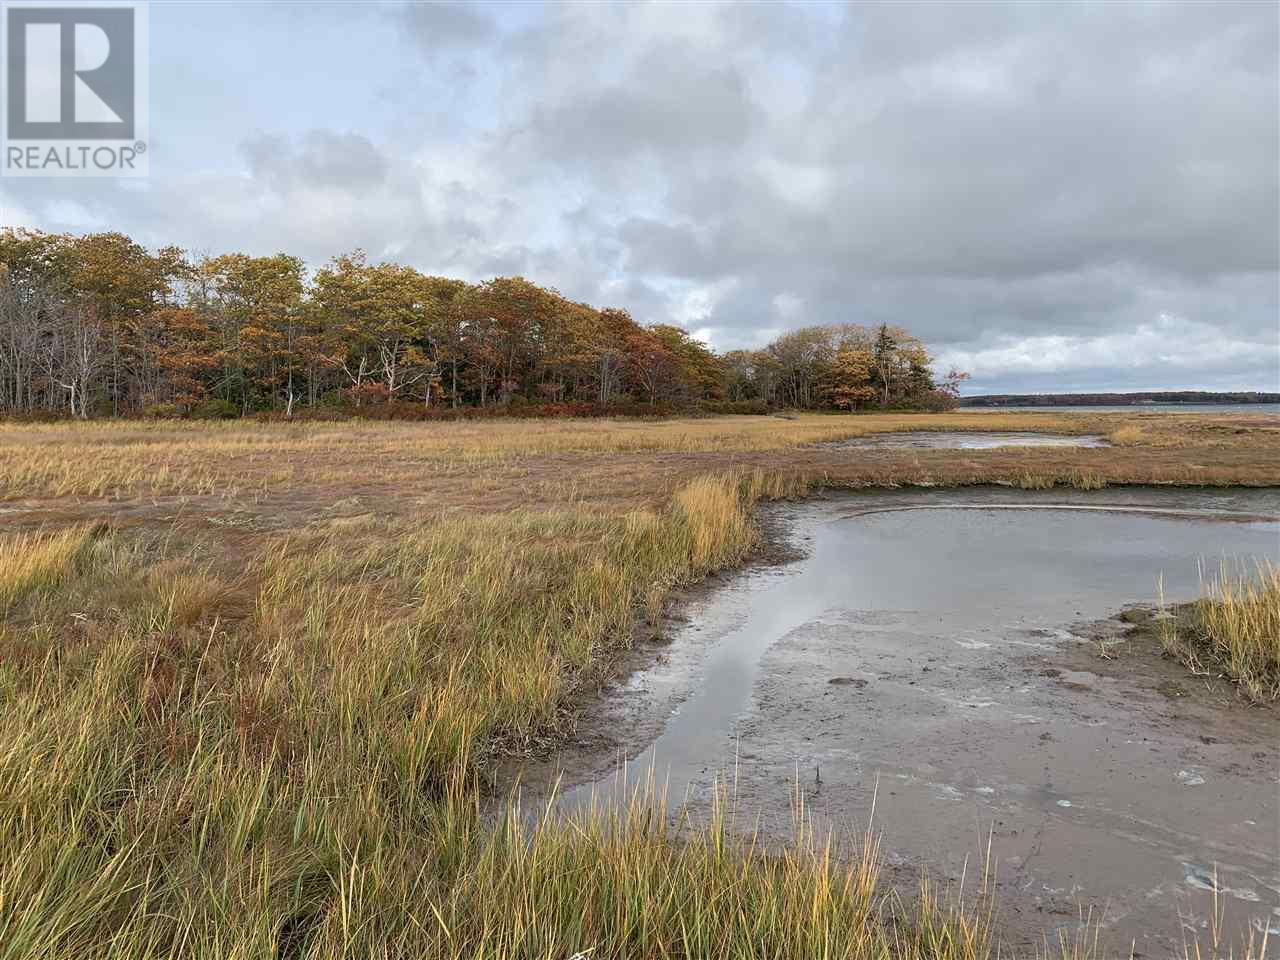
513,488 -> 1280,955
820,430 -> 1111,449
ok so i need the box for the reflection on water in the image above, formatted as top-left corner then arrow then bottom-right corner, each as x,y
823,431 -> 1110,449
582,494 -> 1278,804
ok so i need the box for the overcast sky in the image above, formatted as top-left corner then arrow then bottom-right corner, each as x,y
2,1 -> 1277,394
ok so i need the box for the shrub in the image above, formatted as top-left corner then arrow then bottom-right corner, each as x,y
701,399 -> 771,415
301,400 -> 688,422
910,389 -> 961,412
190,398 -> 239,420
341,382 -> 393,407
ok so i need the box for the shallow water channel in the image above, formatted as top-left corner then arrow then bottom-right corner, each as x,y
822,430 -> 1110,449
547,488 -> 1280,953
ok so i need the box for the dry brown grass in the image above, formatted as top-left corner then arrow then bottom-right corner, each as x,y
1108,416 -> 1280,449
15,472 -> 1021,960
0,525 -> 96,612
0,412 -> 1275,531
0,412 -> 1274,957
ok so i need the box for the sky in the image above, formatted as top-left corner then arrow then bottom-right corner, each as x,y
1,0 -> 1277,395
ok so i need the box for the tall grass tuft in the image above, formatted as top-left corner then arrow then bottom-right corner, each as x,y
1017,473 -> 1055,490
0,525 -> 97,612
406,776 -> 997,960
1160,561 -> 1280,701
1068,470 -> 1107,491
1106,425 -> 1146,446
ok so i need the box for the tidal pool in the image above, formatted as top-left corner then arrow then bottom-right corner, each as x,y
822,430 -> 1110,449
544,488 -> 1280,954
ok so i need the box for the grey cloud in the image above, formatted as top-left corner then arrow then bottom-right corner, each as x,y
527,56 -> 757,168
399,1 -> 497,51
2,129 -> 424,266
617,218 -> 721,278
241,130 -> 390,191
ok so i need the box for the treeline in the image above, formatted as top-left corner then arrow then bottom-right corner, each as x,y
962,391 -> 1280,407
0,228 -> 962,419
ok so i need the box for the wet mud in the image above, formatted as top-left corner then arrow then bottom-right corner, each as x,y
513,488 -> 1280,955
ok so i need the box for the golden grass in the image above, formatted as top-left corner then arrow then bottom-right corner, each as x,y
1107,425 -> 1148,446
0,411 -> 1142,499
1068,469 -> 1107,490
1,413 -> 1275,957
1160,562 -> 1280,701
16,473 -> 1045,960
412,780 -> 996,960
0,525 -> 95,612
1017,473 -> 1056,490
1015,471 -> 1109,490
2,410 -> 1272,505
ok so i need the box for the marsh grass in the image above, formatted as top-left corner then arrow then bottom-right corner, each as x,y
0,525 -> 97,612
1017,473 -> 1056,490
16,471 -> 1025,960
1014,471 -> 1108,490
1068,470 -> 1107,490
0,412 -> 1111,499
1159,563 -> 1280,701
1179,878 -> 1273,960
409,775 -> 999,960
0,462 -> 1269,957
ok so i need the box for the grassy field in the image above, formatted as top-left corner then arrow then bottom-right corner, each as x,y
0,410 -> 1276,958
0,411 -> 1276,517
5,411 -> 1117,498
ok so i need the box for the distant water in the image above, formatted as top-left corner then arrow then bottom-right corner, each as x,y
963,403 -> 1280,415
823,431 -> 1110,450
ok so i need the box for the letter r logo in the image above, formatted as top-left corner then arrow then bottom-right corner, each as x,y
6,6 -> 135,139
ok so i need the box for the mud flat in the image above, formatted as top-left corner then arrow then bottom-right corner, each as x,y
821,430 -> 1110,449
524,488 -> 1280,955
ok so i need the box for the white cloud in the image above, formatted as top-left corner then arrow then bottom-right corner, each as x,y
936,314 -> 1278,388
771,292 -> 804,320
671,277 -> 740,329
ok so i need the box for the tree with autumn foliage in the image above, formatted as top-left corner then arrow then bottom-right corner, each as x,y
312,253 -> 439,406
64,233 -> 185,415
0,227 -> 963,419
0,229 -> 184,416
196,253 -> 307,413
823,343 -> 877,411
141,307 -> 220,411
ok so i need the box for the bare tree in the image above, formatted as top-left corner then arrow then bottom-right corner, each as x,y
50,304 -> 106,418
0,271 -> 59,412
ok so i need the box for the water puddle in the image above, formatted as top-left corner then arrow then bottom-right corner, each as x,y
551,488 -> 1280,953
821,430 -> 1110,449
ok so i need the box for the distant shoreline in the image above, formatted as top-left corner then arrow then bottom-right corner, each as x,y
960,391 -> 1280,407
